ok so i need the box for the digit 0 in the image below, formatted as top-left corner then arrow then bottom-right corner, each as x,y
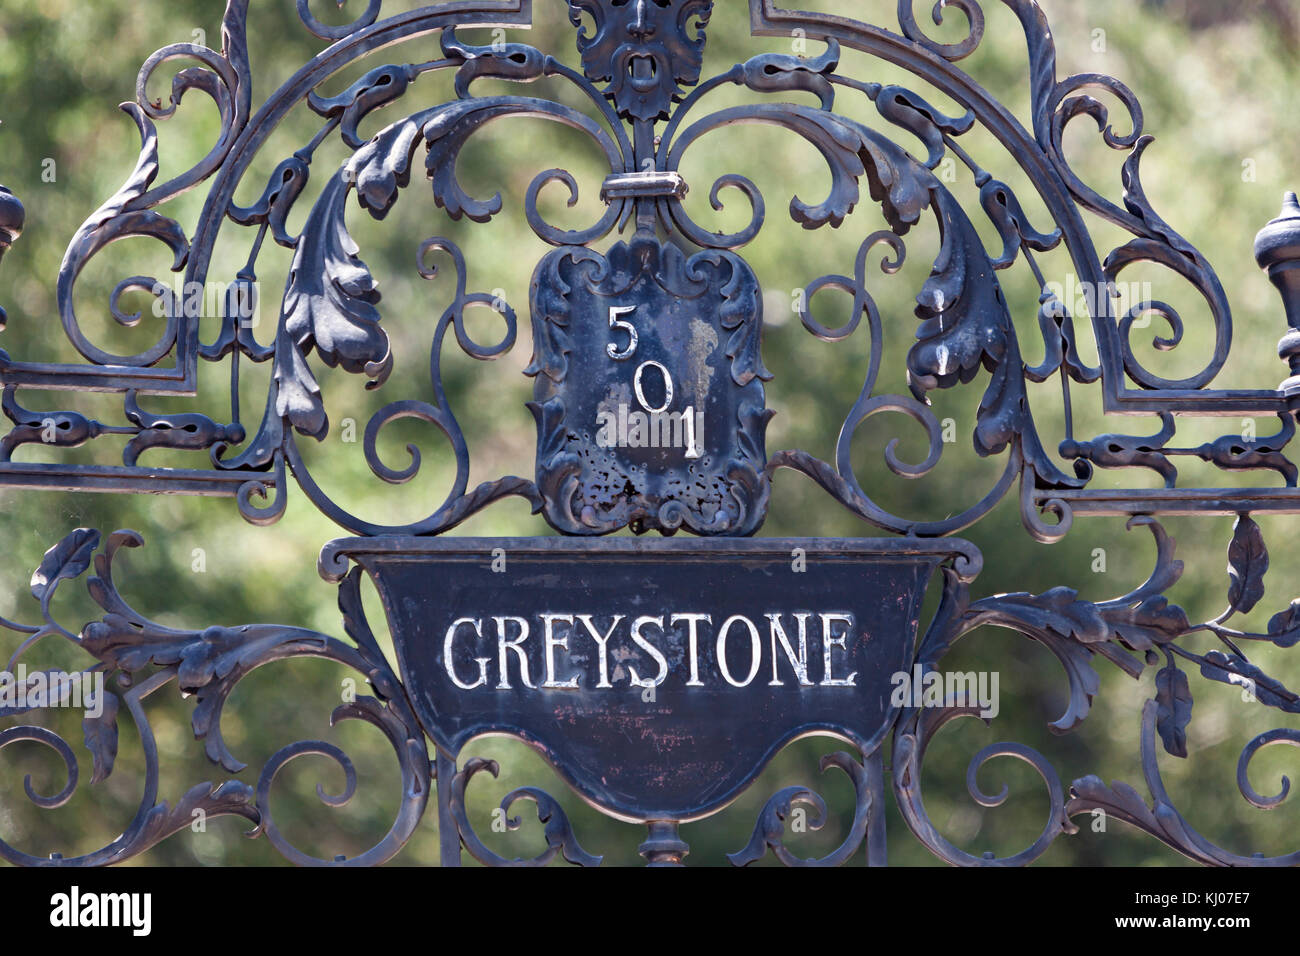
634,360 -> 673,413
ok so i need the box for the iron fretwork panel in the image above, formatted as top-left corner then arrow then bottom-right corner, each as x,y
4,0 -> 1300,537
2,0 -> 1300,866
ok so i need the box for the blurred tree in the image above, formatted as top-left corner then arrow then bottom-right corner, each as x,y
1144,0 -> 1298,49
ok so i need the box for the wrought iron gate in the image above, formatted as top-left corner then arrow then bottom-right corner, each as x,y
1,0 -> 1299,866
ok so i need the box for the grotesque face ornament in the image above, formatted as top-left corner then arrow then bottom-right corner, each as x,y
567,0 -> 713,123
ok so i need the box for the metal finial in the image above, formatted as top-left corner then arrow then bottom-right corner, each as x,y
1255,192 -> 1300,398
0,185 -> 23,262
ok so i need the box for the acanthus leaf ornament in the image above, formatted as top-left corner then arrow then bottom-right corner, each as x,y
1153,662 -> 1192,759
1227,514 -> 1269,615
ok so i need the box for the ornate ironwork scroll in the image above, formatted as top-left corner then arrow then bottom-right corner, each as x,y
3,0 -> 1300,865
0,529 -> 428,866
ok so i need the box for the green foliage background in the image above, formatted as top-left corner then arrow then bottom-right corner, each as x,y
1,0 -> 1299,866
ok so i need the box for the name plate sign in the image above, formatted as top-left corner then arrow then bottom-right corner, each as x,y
320,537 -> 978,821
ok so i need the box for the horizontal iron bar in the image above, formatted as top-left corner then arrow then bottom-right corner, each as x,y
0,462 -> 272,495
1034,487 -> 1300,515
1105,387 -> 1290,416
0,360 -> 194,393
319,535 -> 985,583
